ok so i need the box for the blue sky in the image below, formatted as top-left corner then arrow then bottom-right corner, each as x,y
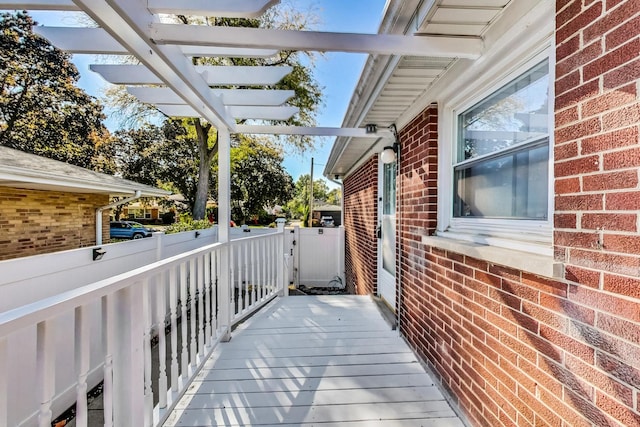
26,1 -> 388,185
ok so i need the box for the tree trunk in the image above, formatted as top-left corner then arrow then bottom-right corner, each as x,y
192,120 -> 217,220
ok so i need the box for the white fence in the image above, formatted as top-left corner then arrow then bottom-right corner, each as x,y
0,229 -> 287,427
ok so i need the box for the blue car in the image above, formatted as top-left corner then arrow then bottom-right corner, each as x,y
110,221 -> 153,240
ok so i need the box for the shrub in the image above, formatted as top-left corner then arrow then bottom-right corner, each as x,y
164,219 -> 211,234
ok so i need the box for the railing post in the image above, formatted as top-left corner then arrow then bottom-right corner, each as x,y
0,337 -> 7,427
218,243 -> 232,341
36,320 -> 55,427
277,220 -> 288,297
293,225 -> 300,289
112,282 -> 145,427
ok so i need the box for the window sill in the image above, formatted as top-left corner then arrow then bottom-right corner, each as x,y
421,235 -> 564,279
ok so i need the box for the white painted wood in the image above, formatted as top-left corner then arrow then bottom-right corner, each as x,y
168,267 -> 179,393
142,278 -> 154,427
147,0 -> 279,18
127,87 -> 294,106
155,104 -> 299,120
165,296 -> 463,427
0,338 -> 5,427
0,0 -> 77,10
74,306 -> 90,427
236,124 -> 394,137
156,271 -> 168,409
89,64 -> 292,86
101,295 -> 114,427
35,27 -> 279,57
73,0 -> 236,130
179,263 -> 189,376
189,259 -> 197,371
150,24 -> 483,58
203,253 -> 212,350
197,255 -> 205,360
36,320 -> 54,427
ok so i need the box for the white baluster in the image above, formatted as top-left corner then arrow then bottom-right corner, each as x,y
261,239 -> 267,300
230,244 -> 236,318
0,337 -> 8,427
142,278 -> 153,426
169,267 -> 179,392
237,241 -> 244,313
189,258 -> 197,370
102,295 -> 114,427
211,250 -> 219,336
204,252 -> 212,349
243,242 -> 250,309
156,270 -> 168,409
180,262 -> 189,377
74,305 -> 90,427
251,240 -> 257,306
218,244 -> 231,342
36,320 -> 54,427
197,254 -> 205,358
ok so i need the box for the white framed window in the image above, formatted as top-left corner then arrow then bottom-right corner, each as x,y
436,50 -> 554,256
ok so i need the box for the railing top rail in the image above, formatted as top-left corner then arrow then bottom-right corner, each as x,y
0,240 -> 224,337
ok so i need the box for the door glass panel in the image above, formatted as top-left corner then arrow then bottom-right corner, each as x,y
382,162 -> 396,275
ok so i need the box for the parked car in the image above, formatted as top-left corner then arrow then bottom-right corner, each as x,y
110,221 -> 154,240
320,216 -> 335,227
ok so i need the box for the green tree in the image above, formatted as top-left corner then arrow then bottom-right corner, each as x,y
212,136 -> 294,224
104,5 -> 323,220
0,11 -> 110,169
286,174 -> 330,223
326,188 -> 342,205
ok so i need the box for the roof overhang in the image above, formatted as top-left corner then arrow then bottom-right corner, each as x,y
324,0 -> 554,180
0,147 -> 171,197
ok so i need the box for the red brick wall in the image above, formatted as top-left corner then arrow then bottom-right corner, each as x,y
394,2 -> 640,427
0,188 -> 110,260
343,157 -> 378,295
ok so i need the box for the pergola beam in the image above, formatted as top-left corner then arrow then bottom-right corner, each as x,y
90,64 -> 292,86
0,0 -> 78,10
156,105 -> 299,121
72,0 -> 236,130
235,125 -> 394,139
34,27 -> 279,58
150,24 -> 483,58
127,87 -> 294,106
147,0 -> 279,18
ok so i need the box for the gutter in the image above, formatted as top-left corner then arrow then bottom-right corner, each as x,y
96,191 -> 142,245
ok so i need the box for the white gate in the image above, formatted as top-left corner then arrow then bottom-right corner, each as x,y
286,226 -> 345,288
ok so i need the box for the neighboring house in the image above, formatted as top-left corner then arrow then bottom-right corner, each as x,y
312,204 -> 342,227
0,146 -> 170,260
326,1 -> 640,426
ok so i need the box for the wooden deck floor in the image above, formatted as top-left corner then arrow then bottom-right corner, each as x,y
163,295 -> 465,427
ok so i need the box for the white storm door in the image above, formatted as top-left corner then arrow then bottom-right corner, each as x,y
378,161 -> 397,310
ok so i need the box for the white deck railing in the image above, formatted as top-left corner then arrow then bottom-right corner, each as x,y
0,227 -> 287,427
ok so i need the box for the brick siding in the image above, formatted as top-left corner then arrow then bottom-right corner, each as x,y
0,188 -> 110,260
343,157 -> 378,295
342,1 -> 640,423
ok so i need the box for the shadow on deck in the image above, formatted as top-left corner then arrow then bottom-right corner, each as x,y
162,295 -> 465,427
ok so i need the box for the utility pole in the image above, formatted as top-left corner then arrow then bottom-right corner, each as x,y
309,157 -> 314,228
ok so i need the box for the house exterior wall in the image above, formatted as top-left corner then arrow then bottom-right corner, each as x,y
0,187 -> 110,260
341,1 -> 640,426
343,157 -> 378,295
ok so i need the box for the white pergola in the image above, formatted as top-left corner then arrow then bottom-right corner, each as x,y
1,0 -> 483,242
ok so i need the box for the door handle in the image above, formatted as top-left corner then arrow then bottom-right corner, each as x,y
376,225 -> 382,239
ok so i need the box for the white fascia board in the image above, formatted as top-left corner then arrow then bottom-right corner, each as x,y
91,64 -> 292,86
73,0 -> 236,131
150,23 -> 483,58
34,27 -> 279,57
147,0 -> 279,18
127,87 -> 294,106
235,125 -> 394,139
156,105 -> 299,121
0,0 -> 78,10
